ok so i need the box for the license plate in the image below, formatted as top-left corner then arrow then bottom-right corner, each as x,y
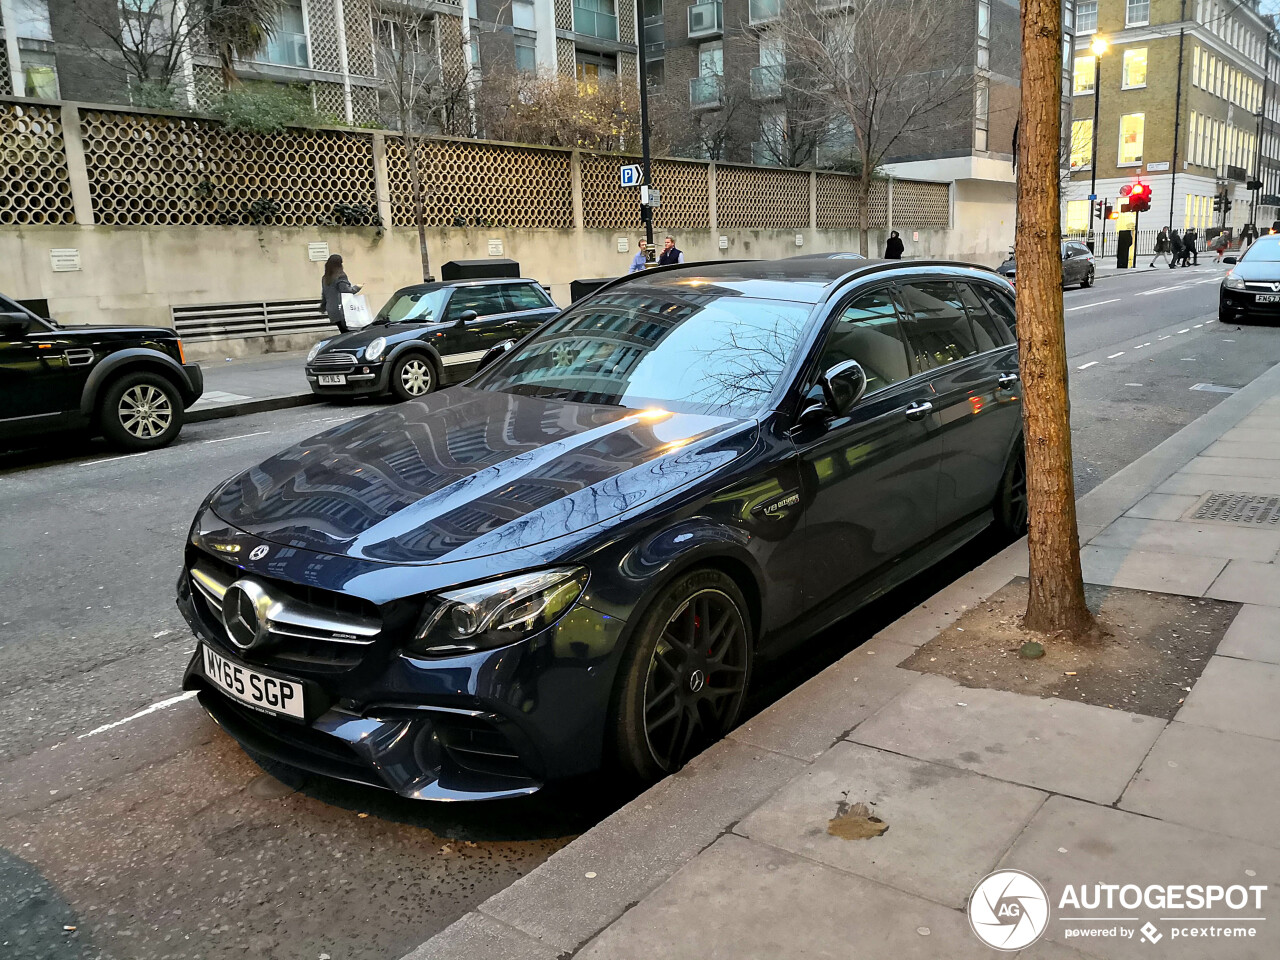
1257,295 -> 1280,303
318,374 -> 347,385
202,644 -> 305,719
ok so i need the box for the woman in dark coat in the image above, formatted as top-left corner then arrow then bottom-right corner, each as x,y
320,254 -> 361,333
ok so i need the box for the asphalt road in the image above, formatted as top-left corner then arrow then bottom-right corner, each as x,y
3,262 -> 1278,960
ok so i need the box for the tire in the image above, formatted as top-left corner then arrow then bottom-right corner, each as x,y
611,568 -> 753,783
390,352 -> 436,401
1081,268 -> 1093,288
98,371 -> 184,450
993,440 -> 1028,538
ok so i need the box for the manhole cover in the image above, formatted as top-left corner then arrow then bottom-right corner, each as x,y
1187,491 -> 1280,526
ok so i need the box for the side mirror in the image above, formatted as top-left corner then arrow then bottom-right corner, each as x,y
819,359 -> 868,417
454,309 -> 479,327
0,311 -> 31,337
476,339 -> 516,372
1223,255 -> 1239,264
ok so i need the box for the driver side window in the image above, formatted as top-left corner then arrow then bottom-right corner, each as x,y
815,289 -> 913,394
445,287 -> 508,321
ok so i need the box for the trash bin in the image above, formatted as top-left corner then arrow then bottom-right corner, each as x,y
440,259 -> 521,281
1116,230 -> 1132,269
570,278 -> 616,302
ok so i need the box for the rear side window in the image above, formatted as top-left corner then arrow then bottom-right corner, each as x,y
817,289 -> 912,393
896,281 -> 978,369
956,282 -> 1012,352
972,284 -> 1018,336
446,286 -> 508,320
505,283 -> 552,311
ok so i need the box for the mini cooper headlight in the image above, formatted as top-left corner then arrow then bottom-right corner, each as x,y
307,340 -> 328,362
1225,272 -> 1246,290
407,567 -> 589,657
364,336 -> 387,362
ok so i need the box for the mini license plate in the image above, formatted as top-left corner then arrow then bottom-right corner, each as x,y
318,374 -> 347,385
202,644 -> 305,719
1256,294 -> 1280,303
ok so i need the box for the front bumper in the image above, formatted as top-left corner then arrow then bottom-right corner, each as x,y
1221,287 -> 1280,322
305,361 -> 390,396
182,362 -> 205,406
177,555 -> 628,801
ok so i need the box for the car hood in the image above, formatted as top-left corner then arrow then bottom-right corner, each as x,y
1228,260 -> 1280,281
210,387 -> 751,564
317,323 -> 442,353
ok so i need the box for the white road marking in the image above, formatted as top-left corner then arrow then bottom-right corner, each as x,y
1108,352 -> 1125,358
1125,383 -> 1143,386
1066,298 -> 1121,311
80,452 -> 151,467
1158,335 -> 1171,340
1077,361 -> 1099,369
1178,328 -> 1191,333
75,691 -> 198,740
204,431 -> 270,444
1194,323 -> 1204,328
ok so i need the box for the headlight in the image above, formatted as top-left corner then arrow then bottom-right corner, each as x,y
1225,273 -> 1246,290
406,567 -> 589,657
364,337 -> 387,362
307,340 -> 328,362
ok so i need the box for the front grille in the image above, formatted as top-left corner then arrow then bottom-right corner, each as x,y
1243,282 -> 1280,291
190,553 -> 382,670
313,351 -> 359,366
437,714 -> 532,781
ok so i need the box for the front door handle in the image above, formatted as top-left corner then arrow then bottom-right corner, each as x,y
998,373 -> 1020,388
502,320 -> 520,326
904,401 -> 934,420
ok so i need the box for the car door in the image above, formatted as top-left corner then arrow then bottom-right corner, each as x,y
437,285 -> 512,381
895,278 -> 1021,532
791,285 -> 942,617
482,282 -> 558,351
1063,243 -> 1085,285
0,305 -> 73,427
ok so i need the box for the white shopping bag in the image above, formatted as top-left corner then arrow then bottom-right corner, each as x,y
341,292 -> 373,330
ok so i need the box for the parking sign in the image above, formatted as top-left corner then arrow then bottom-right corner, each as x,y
620,164 -> 644,187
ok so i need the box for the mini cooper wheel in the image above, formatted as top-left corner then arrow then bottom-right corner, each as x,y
391,353 -> 436,401
100,372 -> 184,450
994,441 -> 1029,537
613,568 -> 753,781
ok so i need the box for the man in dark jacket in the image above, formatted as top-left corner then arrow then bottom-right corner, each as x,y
657,236 -> 685,265
885,231 -> 905,259
1150,227 -> 1172,267
1168,229 -> 1185,268
1181,228 -> 1198,266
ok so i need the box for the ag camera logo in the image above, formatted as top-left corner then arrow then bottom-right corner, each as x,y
969,869 -> 1050,951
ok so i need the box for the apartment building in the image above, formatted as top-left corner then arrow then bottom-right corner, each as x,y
1063,0 -> 1275,237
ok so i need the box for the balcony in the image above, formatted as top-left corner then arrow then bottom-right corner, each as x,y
749,0 -> 781,25
574,3 -> 619,42
687,0 -> 723,38
750,63 -> 783,99
689,73 -> 724,110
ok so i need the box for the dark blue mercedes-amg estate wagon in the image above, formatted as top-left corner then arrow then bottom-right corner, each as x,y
178,258 -> 1025,800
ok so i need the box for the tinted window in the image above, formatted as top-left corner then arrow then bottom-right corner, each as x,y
446,286 -> 508,320
896,281 -> 978,369
505,283 -> 552,311
817,289 -> 911,393
472,290 -> 813,417
973,284 -> 1017,336
956,282 -> 1010,353
376,288 -> 450,324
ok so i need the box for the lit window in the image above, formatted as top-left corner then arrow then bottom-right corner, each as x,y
1078,0 -> 1097,33
1126,0 -> 1149,26
1118,113 -> 1145,165
1065,200 -> 1090,233
1122,48 -> 1147,88
1071,119 -> 1093,170
1074,55 -> 1095,94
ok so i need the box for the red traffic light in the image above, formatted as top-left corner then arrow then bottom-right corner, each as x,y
1131,182 -> 1148,197
1120,184 -> 1133,196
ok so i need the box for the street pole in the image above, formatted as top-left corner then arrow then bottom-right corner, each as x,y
635,0 -> 654,255
1253,30 -> 1272,227
1089,52 -> 1102,248
1169,23 -> 1187,231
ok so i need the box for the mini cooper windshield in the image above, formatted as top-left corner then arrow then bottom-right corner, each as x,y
472,288 -> 813,417
374,288 -> 450,325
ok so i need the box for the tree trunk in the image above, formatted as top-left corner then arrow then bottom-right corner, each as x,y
1017,0 -> 1094,637
402,115 -> 432,282
858,162 -> 871,257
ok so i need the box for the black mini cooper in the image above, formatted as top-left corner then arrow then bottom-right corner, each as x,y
305,278 -> 559,401
180,258 -> 1024,800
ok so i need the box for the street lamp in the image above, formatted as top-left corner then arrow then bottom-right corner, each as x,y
1088,36 -> 1108,250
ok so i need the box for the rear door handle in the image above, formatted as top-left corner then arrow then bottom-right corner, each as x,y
998,373 -> 1020,388
904,401 -> 934,421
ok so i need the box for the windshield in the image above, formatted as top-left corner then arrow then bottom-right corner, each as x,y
1241,238 -> 1280,262
375,289 -> 450,324
471,288 -> 813,417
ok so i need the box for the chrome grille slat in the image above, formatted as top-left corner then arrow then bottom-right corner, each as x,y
313,351 -> 358,365
266,623 -> 377,645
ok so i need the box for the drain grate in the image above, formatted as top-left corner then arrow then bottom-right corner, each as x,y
1188,491 -> 1280,526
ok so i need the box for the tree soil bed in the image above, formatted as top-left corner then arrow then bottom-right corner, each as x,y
899,578 -> 1239,719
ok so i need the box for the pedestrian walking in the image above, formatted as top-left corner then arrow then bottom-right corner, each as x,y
885,231 -> 905,259
1169,229 -> 1185,268
1149,227 -> 1172,268
1213,233 -> 1230,262
629,238 -> 649,273
657,236 -> 685,265
320,254 -> 361,334
1182,228 -> 1198,266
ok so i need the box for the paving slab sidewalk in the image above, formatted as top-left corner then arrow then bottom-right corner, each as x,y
186,349 -> 322,422
407,358 -> 1280,960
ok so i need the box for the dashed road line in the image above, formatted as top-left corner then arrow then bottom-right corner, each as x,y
1077,361 -> 1100,369
1108,352 -> 1125,359
1178,328 -> 1191,333
204,431 -> 270,444
1066,298 -> 1121,311
80,452 -> 151,467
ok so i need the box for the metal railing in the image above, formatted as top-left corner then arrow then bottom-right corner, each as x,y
172,299 -> 331,342
687,0 -> 723,38
573,3 -> 618,41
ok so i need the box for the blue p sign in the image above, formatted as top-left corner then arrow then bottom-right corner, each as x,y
621,164 -> 644,188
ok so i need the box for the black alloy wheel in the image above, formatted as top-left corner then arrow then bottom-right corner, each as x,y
613,569 -> 753,781
995,442 -> 1029,537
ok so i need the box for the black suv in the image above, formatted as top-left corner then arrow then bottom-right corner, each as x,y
305,278 -> 559,400
0,293 -> 204,450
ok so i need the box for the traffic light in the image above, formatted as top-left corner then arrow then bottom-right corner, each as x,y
1094,199 -> 1105,219
1129,181 -> 1152,212
1213,194 -> 1223,212
1105,203 -> 1116,220
1248,179 -> 1264,191
1225,196 -> 1234,213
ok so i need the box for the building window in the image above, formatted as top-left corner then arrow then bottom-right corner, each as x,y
749,0 -> 780,25
1077,0 -> 1097,33
978,0 -> 990,40
258,0 -> 309,68
1122,47 -> 1147,88
470,35 -> 481,72
514,35 -> 536,73
1126,0 -> 1149,26
974,77 -> 989,152
21,49 -> 58,99
1065,200 -> 1090,233
1070,118 -> 1093,169
574,0 -> 619,42
513,0 -> 536,30
576,52 -> 616,91
1073,55 -> 1095,94
12,0 -> 52,40
1118,113 -> 1144,165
